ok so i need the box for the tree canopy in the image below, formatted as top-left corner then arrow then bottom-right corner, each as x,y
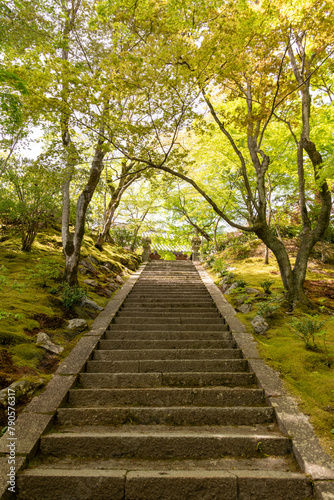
0,0 -> 333,305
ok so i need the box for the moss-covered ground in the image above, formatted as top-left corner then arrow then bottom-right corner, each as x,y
0,228 -> 140,427
206,239 -> 334,458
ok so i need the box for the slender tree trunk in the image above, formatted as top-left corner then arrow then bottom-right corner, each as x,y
95,170 -> 140,250
264,246 -> 269,264
321,237 -> 327,263
213,217 -> 220,251
95,198 -> 120,249
130,207 -> 150,251
61,177 -> 72,252
64,139 -> 106,285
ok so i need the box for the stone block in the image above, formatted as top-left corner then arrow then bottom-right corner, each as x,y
0,413 -> 54,459
0,456 -> 26,500
247,358 -> 286,397
55,336 -> 99,375
22,375 -> 76,414
269,396 -> 334,480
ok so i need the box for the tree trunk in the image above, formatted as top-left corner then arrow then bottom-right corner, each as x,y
63,139 -> 106,285
21,226 -> 37,251
321,237 -> 327,263
95,199 -> 119,250
213,217 -> 220,251
61,177 -> 72,253
130,208 -> 150,251
264,245 -> 269,264
95,170 -> 140,250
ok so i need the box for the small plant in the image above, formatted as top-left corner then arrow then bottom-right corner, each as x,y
0,311 -> 23,321
0,266 -> 8,290
291,315 -> 326,350
259,279 -> 275,295
29,259 -> 61,287
235,279 -> 248,289
212,258 -> 228,277
60,284 -> 86,309
257,300 -> 280,318
11,281 -> 26,293
206,255 -> 216,266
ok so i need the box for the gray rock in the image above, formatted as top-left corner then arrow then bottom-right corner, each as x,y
115,275 -> 125,284
245,287 -> 259,294
83,279 -> 99,287
251,315 -> 269,335
238,303 -> 252,314
80,298 -> 103,312
101,262 -> 116,272
79,259 -> 97,274
224,282 -> 239,295
0,379 -> 44,407
235,296 -> 246,306
88,255 -> 99,266
67,318 -> 88,333
36,332 -> 64,355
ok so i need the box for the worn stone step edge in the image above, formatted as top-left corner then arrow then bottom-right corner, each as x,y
103,332 -> 232,341
16,468 -> 313,500
93,349 -> 242,361
39,432 -> 292,459
56,406 -> 275,426
67,387 -> 265,407
78,372 -> 256,388
98,340 -> 237,350
85,359 -> 249,373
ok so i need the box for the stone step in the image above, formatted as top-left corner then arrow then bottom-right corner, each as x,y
128,289 -> 211,299
17,468 -> 312,500
116,311 -> 221,318
39,426 -> 292,459
93,349 -> 242,361
108,324 -> 229,332
124,298 -> 214,304
120,302 -> 217,309
98,339 -> 237,350
86,359 -> 248,374
104,331 -> 232,341
56,406 -> 275,427
112,318 -> 225,326
121,306 -> 218,312
67,387 -> 265,407
78,372 -> 256,388
130,286 -> 207,291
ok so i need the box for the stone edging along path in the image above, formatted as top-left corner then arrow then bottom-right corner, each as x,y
0,261 -> 333,499
0,264 -> 148,499
194,262 -> 334,500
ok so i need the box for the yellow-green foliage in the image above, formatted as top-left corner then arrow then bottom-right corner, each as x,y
209,251 -> 334,457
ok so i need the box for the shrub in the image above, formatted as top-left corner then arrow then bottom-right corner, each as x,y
259,279 -> 275,295
235,279 -> 248,289
291,315 -> 326,350
29,259 -> 61,287
60,284 -> 86,309
258,301 -> 280,318
212,258 -> 228,277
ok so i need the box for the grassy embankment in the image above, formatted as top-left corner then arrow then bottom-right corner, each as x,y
0,228 -> 140,427
205,237 -> 334,458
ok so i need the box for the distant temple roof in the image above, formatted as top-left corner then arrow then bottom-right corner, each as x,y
142,232 -> 192,252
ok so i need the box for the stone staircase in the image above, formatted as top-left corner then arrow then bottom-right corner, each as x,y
17,261 -> 313,499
